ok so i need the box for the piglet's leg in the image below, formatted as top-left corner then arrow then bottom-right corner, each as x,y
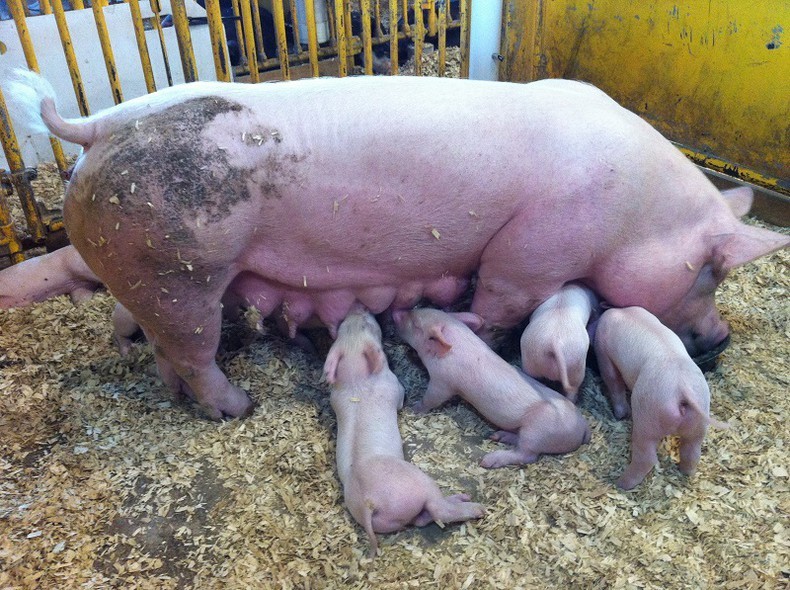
418,494 -> 484,526
595,349 -> 631,419
480,448 -> 539,469
490,430 -> 519,445
678,435 -> 704,476
412,380 -> 455,413
617,434 -> 660,490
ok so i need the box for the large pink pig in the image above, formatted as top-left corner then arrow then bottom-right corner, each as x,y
520,283 -> 597,400
3,71 -> 786,419
394,308 -> 591,467
593,306 -> 729,490
325,307 -> 484,557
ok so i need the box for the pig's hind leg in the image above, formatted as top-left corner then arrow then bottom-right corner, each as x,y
412,379 -> 456,413
490,430 -> 519,445
416,493 -> 484,526
595,347 -> 631,419
677,433 -> 704,476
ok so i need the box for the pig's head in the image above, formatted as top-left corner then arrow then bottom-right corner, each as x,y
393,308 -> 484,358
615,187 -> 788,357
323,308 -> 387,386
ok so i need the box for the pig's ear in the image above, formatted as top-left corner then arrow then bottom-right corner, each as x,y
428,325 -> 453,357
323,349 -> 342,385
363,343 -> 386,375
451,312 -> 485,333
720,186 -> 753,218
712,224 -> 789,272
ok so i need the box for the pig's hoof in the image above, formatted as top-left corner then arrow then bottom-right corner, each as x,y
490,430 -> 518,445
201,387 -> 256,420
480,450 -> 535,469
411,402 -> 429,414
613,405 -> 631,420
446,494 -> 472,503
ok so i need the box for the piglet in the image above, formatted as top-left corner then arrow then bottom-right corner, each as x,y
520,283 -> 597,400
593,306 -> 729,490
325,307 -> 484,558
112,302 -> 143,356
394,308 -> 591,468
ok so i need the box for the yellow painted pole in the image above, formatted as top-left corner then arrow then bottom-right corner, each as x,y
205,0 -> 231,81
0,169 -> 25,264
250,0 -> 266,61
39,0 -> 52,14
460,0 -> 469,78
304,0 -> 320,77
71,0 -> 84,9
334,0 -> 347,76
230,0 -> 248,64
8,0 -> 68,175
272,0 -> 291,80
373,0 -> 383,38
326,0 -> 336,43
389,0 -> 398,74
360,0 -> 373,75
401,0 -> 410,35
289,0 -> 302,49
414,0 -> 424,75
0,88 -> 45,248
51,0 -> 90,116
239,0 -> 260,81
127,0 -> 157,93
171,0 -> 199,82
437,0 -> 447,76
92,0 -> 124,104
149,0 -> 174,86
426,0 -> 436,36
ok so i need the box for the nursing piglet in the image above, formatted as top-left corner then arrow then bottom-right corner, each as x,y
325,308 -> 483,558
520,283 -> 597,400
594,307 -> 729,490
394,308 -> 591,468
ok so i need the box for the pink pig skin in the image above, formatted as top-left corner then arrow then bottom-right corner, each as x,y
520,283 -> 597,400
394,308 -> 591,468
5,72 -> 787,420
594,307 -> 729,490
0,245 -> 101,308
325,308 -> 484,558
112,302 -> 141,356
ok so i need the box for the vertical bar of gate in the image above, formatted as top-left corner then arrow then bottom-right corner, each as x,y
230,0 -> 248,65
437,0 -> 447,76
360,0 -> 372,75
92,0 -> 124,104
71,0 -> 84,9
127,0 -> 157,93
8,0 -> 68,176
149,0 -> 174,86
239,0 -> 259,82
272,0 -> 290,80
460,0 -> 470,78
39,0 -> 52,14
0,169 -> 25,264
0,88 -> 45,248
171,0 -> 199,82
334,0 -> 347,76
250,0 -> 266,61
304,0 -> 320,77
414,0 -> 424,75
288,0 -> 301,51
205,0 -> 232,82
401,0 -> 410,34
388,0 -> 397,75
373,0 -> 383,37
51,0 -> 90,116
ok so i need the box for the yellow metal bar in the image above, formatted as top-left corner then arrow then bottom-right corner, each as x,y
426,0 -> 437,36
230,0 -> 248,64
250,0 -> 266,61
459,0 -> 469,78
127,0 -> 157,93
304,0 -> 320,77
51,0 -> 90,116
437,0 -> 447,76
334,0 -> 347,76
149,0 -> 174,86
389,0 -> 398,74
361,0 -> 373,75
414,0 -> 424,75
92,0 -> 124,104
326,0 -> 337,43
289,0 -> 302,49
677,146 -> 787,197
39,0 -> 52,14
206,0 -> 231,82
271,0 -> 290,80
373,0 -> 383,38
239,0 -> 260,82
0,88 -> 45,246
8,0 -> 68,175
401,0 -> 410,35
71,0 -> 84,9
343,0 -> 353,73
0,171 -> 26,264
171,0 -> 199,82
500,0 -> 541,82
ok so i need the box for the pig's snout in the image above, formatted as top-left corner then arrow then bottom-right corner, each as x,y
391,309 -> 407,326
685,316 -> 730,357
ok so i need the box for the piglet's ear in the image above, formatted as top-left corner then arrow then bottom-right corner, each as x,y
323,349 -> 342,384
428,325 -> 453,357
712,224 -> 789,272
451,312 -> 485,333
364,343 -> 386,375
720,186 -> 753,218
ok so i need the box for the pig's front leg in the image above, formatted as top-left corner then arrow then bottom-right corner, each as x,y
490,430 -> 519,445
412,379 -> 456,413
595,348 -> 631,419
